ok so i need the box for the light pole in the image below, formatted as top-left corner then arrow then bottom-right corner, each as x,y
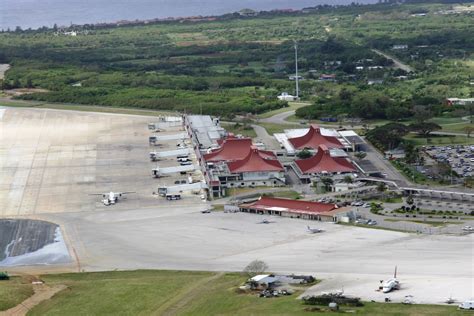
294,41 -> 299,99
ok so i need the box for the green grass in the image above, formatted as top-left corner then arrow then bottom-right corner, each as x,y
29,270 -> 213,316
404,133 -> 474,146
384,219 -> 462,227
0,277 -> 34,311
259,122 -> 301,135
221,122 -> 257,138
8,270 -> 462,315
257,102 -> 310,119
264,190 -> 302,199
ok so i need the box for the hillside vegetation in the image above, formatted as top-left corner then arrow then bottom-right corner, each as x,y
0,2 -> 472,121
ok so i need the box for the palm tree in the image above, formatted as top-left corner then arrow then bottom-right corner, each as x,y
343,175 -> 353,184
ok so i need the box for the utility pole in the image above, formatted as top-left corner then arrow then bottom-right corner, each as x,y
294,41 -> 299,99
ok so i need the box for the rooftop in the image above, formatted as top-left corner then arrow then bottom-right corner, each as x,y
295,144 -> 356,174
289,124 -> 344,150
204,138 -> 253,162
227,147 -> 284,173
240,196 -> 339,215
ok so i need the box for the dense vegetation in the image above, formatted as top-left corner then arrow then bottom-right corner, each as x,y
0,2 -> 472,120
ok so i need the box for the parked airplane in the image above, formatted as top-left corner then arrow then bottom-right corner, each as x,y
382,266 -> 400,293
90,192 -> 135,206
307,226 -> 324,234
258,219 -> 271,224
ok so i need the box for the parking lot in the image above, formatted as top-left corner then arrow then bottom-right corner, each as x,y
424,145 -> 474,178
0,107 -> 203,216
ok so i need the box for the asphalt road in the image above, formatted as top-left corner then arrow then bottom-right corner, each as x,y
260,110 -> 296,125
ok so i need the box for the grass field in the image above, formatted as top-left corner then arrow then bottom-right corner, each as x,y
0,277 -> 34,311
0,270 -> 462,315
259,122 -> 301,134
404,134 -> 474,146
221,122 -> 257,138
384,219 -> 461,227
257,102 -> 310,119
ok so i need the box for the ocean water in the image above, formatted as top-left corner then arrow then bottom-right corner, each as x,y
0,0 -> 376,30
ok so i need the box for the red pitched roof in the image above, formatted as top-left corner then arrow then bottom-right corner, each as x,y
295,144 -> 356,174
204,138 -> 253,162
227,147 -> 284,173
288,124 -> 344,150
240,196 -> 338,215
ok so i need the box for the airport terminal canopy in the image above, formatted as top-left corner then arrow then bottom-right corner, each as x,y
227,147 -> 284,173
289,124 -> 344,150
204,138 -> 253,162
240,196 -> 338,215
204,138 -> 275,163
295,144 -> 356,174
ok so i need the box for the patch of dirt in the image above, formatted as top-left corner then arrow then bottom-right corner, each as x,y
4,88 -> 49,97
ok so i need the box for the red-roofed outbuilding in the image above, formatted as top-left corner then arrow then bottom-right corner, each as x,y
289,124 -> 344,150
239,196 -> 349,221
295,144 -> 356,174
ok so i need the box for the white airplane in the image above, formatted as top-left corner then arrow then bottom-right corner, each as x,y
90,192 -> 135,206
462,225 -> 474,232
382,266 -> 400,293
307,226 -> 324,234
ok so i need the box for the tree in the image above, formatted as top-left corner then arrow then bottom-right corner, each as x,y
297,149 -> 313,159
343,175 -> 353,184
243,260 -> 268,277
463,126 -> 474,138
321,177 -> 334,192
404,142 -> 421,164
354,151 -> 367,160
412,105 -> 433,124
366,123 -> 409,151
408,122 -> 441,137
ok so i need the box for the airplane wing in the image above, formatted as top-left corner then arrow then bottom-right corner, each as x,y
89,193 -> 106,196
118,191 -> 136,195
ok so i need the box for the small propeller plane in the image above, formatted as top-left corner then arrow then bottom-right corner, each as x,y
90,191 -> 135,206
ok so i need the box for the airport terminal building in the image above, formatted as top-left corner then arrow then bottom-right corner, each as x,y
239,196 -> 351,222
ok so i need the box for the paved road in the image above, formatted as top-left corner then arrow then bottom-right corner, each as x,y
251,124 -> 281,150
259,110 -> 296,125
362,140 -> 409,186
372,49 -> 414,73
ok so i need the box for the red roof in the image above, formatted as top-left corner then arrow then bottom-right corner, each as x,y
204,138 -> 253,162
227,147 -> 284,173
288,124 -> 344,150
240,196 -> 338,215
295,144 -> 356,174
